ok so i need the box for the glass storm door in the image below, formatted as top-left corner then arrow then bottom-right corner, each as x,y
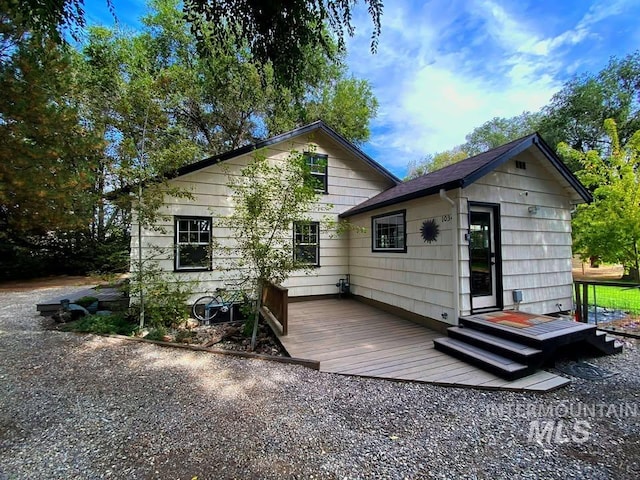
470,207 -> 498,310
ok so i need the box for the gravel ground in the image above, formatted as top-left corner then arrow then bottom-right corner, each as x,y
1,287 -> 639,479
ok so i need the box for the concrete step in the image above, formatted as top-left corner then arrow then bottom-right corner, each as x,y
433,337 -> 534,381
447,326 -> 544,364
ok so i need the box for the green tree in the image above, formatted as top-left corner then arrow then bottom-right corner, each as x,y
304,76 -> 378,145
563,119 -> 640,280
464,112 -> 542,155
218,149 -> 327,349
140,0 -> 378,148
0,31 -> 103,278
405,146 -> 468,180
8,0 -> 384,88
538,51 -> 640,168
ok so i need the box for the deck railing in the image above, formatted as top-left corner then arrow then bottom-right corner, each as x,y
261,282 -> 289,336
574,280 -> 640,324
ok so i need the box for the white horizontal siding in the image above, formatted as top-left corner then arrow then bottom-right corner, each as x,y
347,195 -> 461,324
463,150 -> 575,315
130,129 -> 394,300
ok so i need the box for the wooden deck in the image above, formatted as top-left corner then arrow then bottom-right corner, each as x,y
278,299 -> 570,392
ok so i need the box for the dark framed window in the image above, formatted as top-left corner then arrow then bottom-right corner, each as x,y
175,216 -> 212,271
304,152 -> 328,193
294,221 -> 320,266
372,210 -> 406,252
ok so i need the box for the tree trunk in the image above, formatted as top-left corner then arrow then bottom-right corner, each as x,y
250,280 -> 263,351
137,183 -> 145,330
634,239 -> 640,283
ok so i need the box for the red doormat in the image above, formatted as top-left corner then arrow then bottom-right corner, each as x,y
482,311 -> 555,329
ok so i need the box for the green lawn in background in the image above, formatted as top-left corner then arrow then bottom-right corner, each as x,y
578,284 -> 640,314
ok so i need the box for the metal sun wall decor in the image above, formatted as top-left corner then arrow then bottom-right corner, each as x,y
421,219 -> 439,243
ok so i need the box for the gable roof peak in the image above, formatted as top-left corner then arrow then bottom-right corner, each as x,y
173,121 -> 400,184
340,132 -> 590,218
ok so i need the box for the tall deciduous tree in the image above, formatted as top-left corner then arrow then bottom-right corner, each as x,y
139,0 -> 378,149
464,112 -> 542,156
0,32 -> 103,278
538,51 -> 640,165
562,119 -> 640,280
405,146 -> 468,180
8,0 -> 384,88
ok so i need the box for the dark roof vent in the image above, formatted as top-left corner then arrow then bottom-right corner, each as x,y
515,160 -> 526,170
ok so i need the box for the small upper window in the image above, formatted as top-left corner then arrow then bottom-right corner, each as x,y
304,152 -> 328,193
294,221 -> 320,266
372,211 -> 406,252
175,217 -> 212,270
515,160 -> 527,170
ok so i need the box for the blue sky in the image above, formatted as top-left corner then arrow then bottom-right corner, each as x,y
85,0 -> 640,177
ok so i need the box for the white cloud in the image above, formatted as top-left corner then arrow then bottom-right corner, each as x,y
345,0 -> 637,176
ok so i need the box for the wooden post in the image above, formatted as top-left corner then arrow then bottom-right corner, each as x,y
574,282 -> 582,322
582,283 -> 589,324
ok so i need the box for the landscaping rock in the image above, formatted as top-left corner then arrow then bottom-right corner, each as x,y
1,286 -> 638,479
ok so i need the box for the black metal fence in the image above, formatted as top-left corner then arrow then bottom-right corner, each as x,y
574,280 -> 640,324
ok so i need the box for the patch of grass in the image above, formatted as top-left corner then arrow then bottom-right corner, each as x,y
61,313 -> 137,336
582,285 -> 640,314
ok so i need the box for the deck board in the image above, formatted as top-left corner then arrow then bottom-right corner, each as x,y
277,299 -> 570,392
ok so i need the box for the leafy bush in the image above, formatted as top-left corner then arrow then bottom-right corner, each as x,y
128,260 -> 195,328
145,326 -> 168,341
62,313 -> 136,336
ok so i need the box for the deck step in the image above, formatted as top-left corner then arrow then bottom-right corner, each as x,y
433,337 -> 533,381
459,314 -> 596,349
447,326 -> 543,363
589,330 -> 624,355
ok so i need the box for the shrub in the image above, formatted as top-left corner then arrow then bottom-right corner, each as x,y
128,260 -> 195,328
62,313 -> 137,336
145,326 -> 168,341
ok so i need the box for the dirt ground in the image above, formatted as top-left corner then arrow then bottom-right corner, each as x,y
0,274 -> 124,292
572,262 -> 625,281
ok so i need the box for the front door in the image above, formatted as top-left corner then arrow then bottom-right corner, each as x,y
469,206 -> 500,310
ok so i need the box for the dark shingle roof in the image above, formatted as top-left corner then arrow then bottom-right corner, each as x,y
340,133 -> 591,218
173,120 -> 400,184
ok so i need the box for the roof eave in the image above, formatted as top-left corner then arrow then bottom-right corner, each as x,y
340,180 -> 463,218
172,121 -> 400,185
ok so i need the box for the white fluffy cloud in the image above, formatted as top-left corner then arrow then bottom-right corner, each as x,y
346,0 -> 639,176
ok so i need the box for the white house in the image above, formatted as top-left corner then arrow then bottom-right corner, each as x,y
132,121 -> 398,298
132,121 -> 591,332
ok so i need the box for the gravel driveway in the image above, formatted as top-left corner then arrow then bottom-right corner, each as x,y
1,286 -> 639,479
